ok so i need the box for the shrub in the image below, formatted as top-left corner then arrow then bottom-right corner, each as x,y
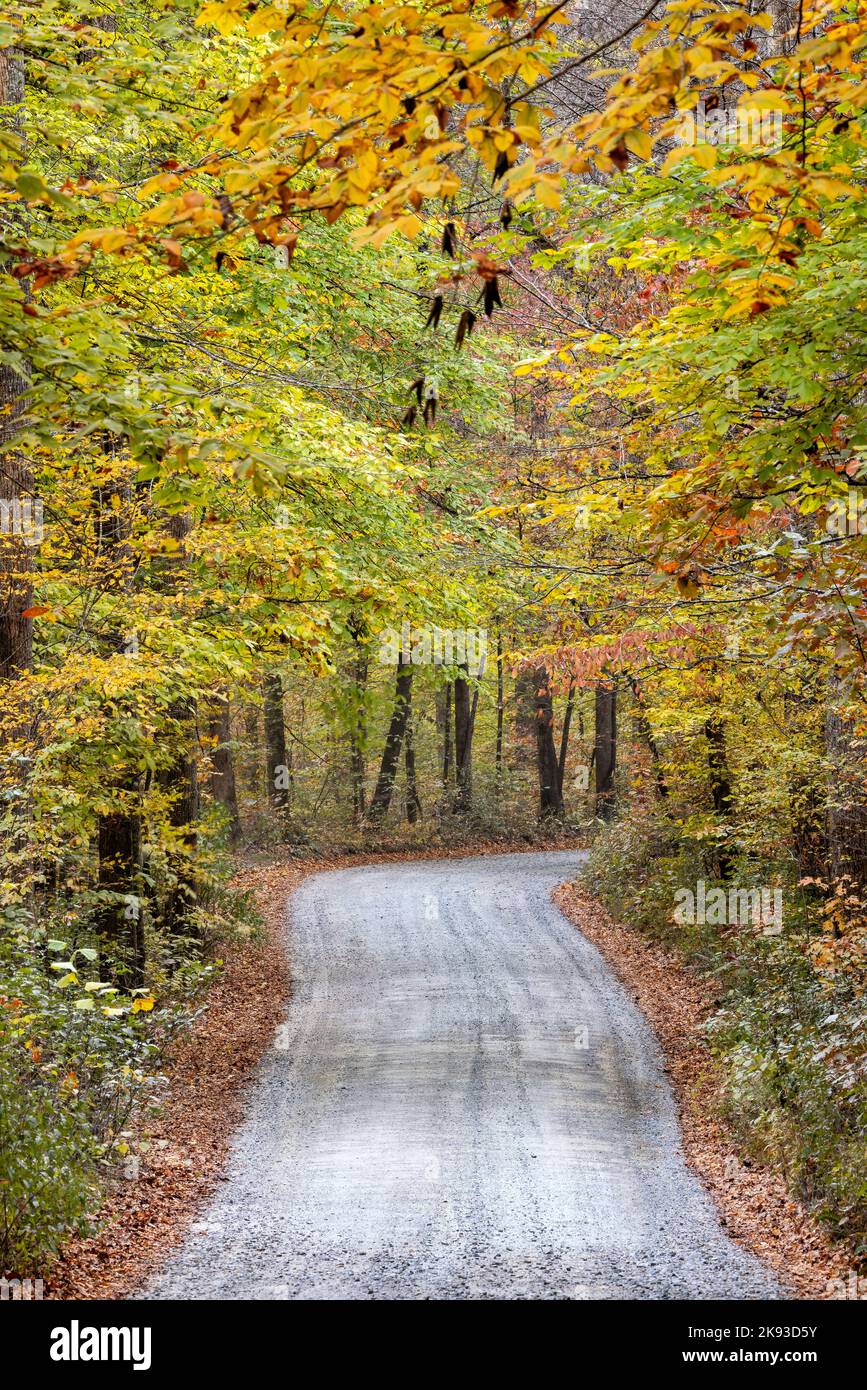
0,914 -> 160,1275
0,1038 -> 97,1275
587,808 -> 867,1257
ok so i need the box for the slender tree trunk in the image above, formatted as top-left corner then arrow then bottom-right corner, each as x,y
404,686 -> 421,824
453,667 -> 474,814
705,714 -> 735,878
441,680 -> 453,787
557,675 -> 575,797
209,695 -> 240,843
158,512 -> 199,928
594,683 -> 617,821
263,672 -> 291,832
93,471 -> 140,975
244,702 -> 262,808
514,664 -> 540,802
93,466 -> 143,972
97,802 -> 144,987
95,540 -> 144,984
534,665 -> 563,818
629,677 -> 668,801
495,629 -> 504,783
161,698 -> 199,934
778,685 -> 825,878
349,641 -> 368,823
368,654 -> 413,824
514,668 -> 537,741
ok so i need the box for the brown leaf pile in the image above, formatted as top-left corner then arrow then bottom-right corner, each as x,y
554,880 -> 857,1300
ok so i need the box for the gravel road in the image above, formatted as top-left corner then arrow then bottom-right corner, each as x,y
146,851 -> 781,1300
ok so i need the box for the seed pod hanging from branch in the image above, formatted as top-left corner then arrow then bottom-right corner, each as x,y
424,294 -> 444,329
455,309 -> 476,348
482,277 -> 502,317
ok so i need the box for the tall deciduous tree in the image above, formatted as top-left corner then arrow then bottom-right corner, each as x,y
534,665 -> 563,819
209,695 -> 241,844
263,672 -> 291,832
453,667 -> 474,815
595,685 -> 616,822
368,654 -> 413,825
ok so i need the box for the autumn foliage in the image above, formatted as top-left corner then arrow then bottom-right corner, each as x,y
2,0 -> 867,1273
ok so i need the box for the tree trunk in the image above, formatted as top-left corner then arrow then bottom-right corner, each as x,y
440,681 -> 453,787
629,677 -> 668,801
404,686 -> 421,824
209,695 -> 240,843
263,672 -> 291,831
594,683 -> 617,821
495,629 -> 504,782
158,513 -> 199,928
557,675 -> 575,797
91,462 -> 142,972
161,698 -> 199,934
705,715 -> 735,878
97,796 -> 144,987
514,668 -> 537,742
349,641 -> 368,823
453,667 -> 474,814
534,665 -> 564,818
368,654 -> 412,824
244,702 -> 262,806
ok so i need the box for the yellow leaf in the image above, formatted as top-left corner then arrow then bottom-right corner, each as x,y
624,128 -> 653,161
810,176 -> 860,201
738,91 -> 791,113
394,213 -> 423,238
692,143 -> 717,170
248,5 -> 283,35
661,145 -> 696,176
535,179 -> 561,210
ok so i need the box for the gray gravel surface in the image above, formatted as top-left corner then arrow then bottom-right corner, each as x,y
145,851 -> 782,1300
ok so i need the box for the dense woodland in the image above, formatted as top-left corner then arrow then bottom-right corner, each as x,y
2,0 -> 867,1276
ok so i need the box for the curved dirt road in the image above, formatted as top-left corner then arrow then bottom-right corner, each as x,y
147,851 -> 780,1300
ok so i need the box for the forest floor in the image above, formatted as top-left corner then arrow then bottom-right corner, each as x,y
46,845 -> 855,1300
